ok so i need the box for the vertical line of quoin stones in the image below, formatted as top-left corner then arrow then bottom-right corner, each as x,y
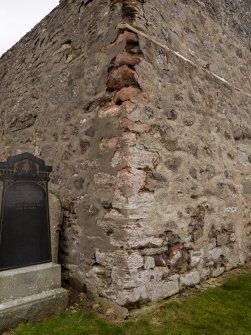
85,0 -> 164,306
86,0 -> 217,307
86,0 -> 209,307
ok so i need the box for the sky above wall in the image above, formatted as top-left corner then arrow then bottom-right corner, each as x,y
0,0 -> 59,56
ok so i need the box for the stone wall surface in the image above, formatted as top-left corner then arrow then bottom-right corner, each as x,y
0,0 -> 251,311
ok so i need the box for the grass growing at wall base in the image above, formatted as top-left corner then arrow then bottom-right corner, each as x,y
12,272 -> 251,335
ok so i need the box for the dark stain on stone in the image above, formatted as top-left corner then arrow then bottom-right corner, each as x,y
79,140 -> 90,155
165,109 -> 177,120
85,127 -> 95,137
165,157 -> 182,172
74,177 -> 84,190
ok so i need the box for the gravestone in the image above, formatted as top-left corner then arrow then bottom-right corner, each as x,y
0,153 -> 52,270
0,153 -> 68,332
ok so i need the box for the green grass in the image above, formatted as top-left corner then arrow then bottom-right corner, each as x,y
12,272 -> 251,335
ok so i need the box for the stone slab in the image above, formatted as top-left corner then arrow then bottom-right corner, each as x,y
49,193 -> 62,263
0,288 -> 68,333
242,180 -> 251,195
0,263 -> 61,302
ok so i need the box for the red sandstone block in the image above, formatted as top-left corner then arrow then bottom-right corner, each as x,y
94,172 -> 116,186
107,65 -> 138,91
122,0 -> 142,6
114,87 -> 149,104
117,168 -> 146,190
114,118 -> 151,133
169,243 -> 182,253
121,132 -> 137,146
115,31 -> 138,45
100,137 -> 119,149
115,52 -> 142,67
121,101 -> 137,113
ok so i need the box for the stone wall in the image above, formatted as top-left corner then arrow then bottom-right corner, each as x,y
0,0 -> 123,289
0,0 -> 250,310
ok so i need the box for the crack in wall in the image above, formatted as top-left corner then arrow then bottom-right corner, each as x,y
117,22 -> 251,99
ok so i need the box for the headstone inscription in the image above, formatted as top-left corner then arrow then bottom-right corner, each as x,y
0,153 -> 52,271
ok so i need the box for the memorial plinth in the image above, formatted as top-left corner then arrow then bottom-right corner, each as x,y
0,153 -> 68,332
0,263 -> 68,332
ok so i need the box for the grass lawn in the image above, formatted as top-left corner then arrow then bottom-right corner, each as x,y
12,272 -> 251,335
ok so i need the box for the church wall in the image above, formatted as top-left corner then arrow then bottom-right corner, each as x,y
0,0 -> 250,310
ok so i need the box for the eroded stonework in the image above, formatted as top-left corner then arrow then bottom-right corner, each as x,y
0,0 -> 251,311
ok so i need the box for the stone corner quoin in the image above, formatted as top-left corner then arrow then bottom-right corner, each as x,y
0,0 -> 251,310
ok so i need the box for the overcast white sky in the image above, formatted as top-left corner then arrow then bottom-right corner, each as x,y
0,0 -> 59,56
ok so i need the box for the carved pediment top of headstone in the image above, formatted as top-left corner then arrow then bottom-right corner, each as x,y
14,159 -> 39,175
0,153 -> 52,174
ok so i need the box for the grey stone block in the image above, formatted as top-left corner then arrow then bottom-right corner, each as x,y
49,193 -> 62,263
0,263 -> 61,302
146,280 -> 179,302
242,180 -> 251,195
180,271 -> 200,287
0,288 -> 68,333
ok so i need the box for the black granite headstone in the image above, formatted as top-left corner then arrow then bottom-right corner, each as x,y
0,153 -> 52,271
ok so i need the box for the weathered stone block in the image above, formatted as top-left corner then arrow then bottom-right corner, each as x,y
209,248 -> 222,262
114,87 -> 149,104
144,256 -> 155,270
126,236 -> 165,249
98,105 -> 121,118
123,147 -> 159,169
211,267 -> 225,277
242,180 -> 251,195
199,268 -> 210,279
100,137 -> 118,149
94,172 -> 116,186
141,246 -> 168,256
180,271 -> 200,287
107,65 -> 138,90
116,285 -> 148,306
94,296 -> 128,320
146,280 -> 179,302
117,168 -> 146,191
115,52 -> 141,67
112,191 -> 154,210
49,193 -> 62,263
190,250 -> 204,268
127,252 -> 144,269
115,118 -> 151,133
